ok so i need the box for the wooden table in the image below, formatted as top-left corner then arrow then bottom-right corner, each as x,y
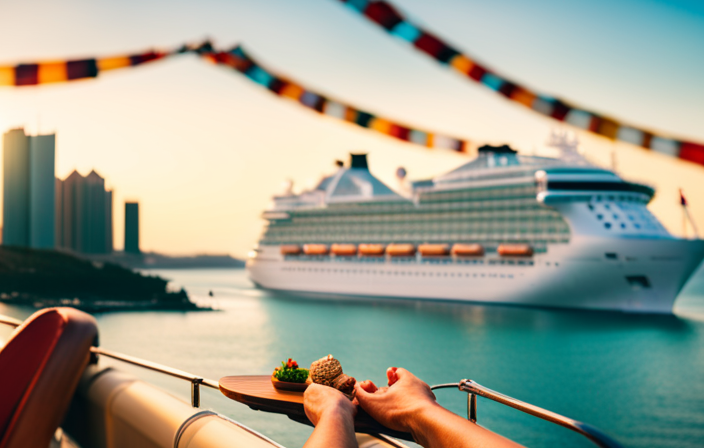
219,375 -> 414,442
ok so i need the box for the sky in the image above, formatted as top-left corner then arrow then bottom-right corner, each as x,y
0,0 -> 703,257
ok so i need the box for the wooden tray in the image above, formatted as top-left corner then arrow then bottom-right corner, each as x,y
219,375 -> 414,442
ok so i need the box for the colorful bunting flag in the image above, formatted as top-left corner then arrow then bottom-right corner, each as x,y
203,45 -> 469,153
0,43 -> 211,87
335,0 -> 704,167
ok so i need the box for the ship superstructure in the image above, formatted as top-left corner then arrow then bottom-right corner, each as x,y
247,144 -> 704,313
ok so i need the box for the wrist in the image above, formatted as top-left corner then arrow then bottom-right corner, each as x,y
319,402 -> 355,425
407,402 -> 448,445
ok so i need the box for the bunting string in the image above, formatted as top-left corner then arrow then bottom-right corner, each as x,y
204,45 -> 469,152
335,0 -> 704,166
0,41 -> 469,152
1,32 -> 703,166
0,43 -> 212,87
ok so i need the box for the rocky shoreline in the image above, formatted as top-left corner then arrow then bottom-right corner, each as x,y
0,247 -> 211,313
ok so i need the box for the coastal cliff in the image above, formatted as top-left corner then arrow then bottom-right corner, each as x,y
0,247 -> 206,312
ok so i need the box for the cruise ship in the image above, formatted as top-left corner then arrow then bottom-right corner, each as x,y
247,138 -> 704,313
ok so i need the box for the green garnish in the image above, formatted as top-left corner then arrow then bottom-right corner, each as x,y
274,358 -> 309,383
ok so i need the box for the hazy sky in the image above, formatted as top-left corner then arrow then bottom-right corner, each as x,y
0,0 -> 703,257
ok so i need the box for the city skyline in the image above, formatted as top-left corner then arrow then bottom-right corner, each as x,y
1,128 -> 119,254
0,0 -> 702,257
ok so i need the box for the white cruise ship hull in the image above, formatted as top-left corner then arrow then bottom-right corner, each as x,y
247,237 -> 704,313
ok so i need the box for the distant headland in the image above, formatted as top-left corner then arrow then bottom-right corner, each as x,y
0,247 -> 211,312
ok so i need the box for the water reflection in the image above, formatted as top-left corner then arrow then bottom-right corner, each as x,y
264,289 -> 693,334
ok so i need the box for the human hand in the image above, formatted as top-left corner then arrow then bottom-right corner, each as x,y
303,383 -> 357,427
354,367 -> 438,434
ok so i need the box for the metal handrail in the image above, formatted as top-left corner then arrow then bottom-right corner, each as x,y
91,347 -> 219,407
431,380 -> 622,448
0,317 -> 217,407
0,315 -> 23,327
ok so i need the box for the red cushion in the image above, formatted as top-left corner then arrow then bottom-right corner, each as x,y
0,310 -> 66,439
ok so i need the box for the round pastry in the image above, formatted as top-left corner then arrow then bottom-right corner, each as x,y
310,354 -> 356,397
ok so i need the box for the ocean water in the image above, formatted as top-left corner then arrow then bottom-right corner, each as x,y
2,267 -> 704,448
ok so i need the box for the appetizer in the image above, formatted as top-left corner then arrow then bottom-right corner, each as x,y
273,358 -> 308,384
273,358 -> 309,384
310,354 -> 356,398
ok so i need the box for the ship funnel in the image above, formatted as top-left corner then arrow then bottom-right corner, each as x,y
478,144 -> 517,154
350,153 -> 369,169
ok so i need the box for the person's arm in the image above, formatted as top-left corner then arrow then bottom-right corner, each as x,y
355,368 -> 523,448
303,383 -> 358,448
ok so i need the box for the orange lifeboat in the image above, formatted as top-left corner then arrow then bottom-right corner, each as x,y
386,244 -> 416,257
303,244 -> 329,256
280,245 -> 301,256
451,243 -> 484,257
418,244 -> 450,256
497,243 -> 533,257
358,244 -> 385,256
331,244 -> 357,256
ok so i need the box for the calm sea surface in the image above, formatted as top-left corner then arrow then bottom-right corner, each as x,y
2,267 -> 704,448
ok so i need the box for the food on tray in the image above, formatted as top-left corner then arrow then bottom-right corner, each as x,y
273,358 -> 310,384
310,354 -> 356,397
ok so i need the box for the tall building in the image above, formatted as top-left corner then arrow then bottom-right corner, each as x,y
29,134 -> 56,249
56,169 -> 113,254
85,170 -> 107,253
105,190 -> 113,253
59,170 -> 85,251
55,177 -> 63,246
2,128 -> 55,249
2,129 -> 30,247
124,202 -> 140,254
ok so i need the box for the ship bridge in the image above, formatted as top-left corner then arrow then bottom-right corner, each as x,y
535,167 -> 655,205
422,145 -> 580,190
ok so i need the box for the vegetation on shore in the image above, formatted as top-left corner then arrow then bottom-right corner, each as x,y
0,246 -> 208,312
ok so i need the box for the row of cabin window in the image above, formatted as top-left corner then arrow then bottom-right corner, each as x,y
282,209 -> 564,226
291,197 -> 542,219
281,266 -> 518,279
265,223 -> 570,236
264,232 -> 570,243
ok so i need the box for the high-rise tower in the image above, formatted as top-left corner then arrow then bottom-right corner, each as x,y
28,134 -> 56,249
2,129 -> 30,246
124,202 -> 140,254
56,169 -> 113,254
2,128 -> 55,249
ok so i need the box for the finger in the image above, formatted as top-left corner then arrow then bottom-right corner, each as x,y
354,382 -> 377,406
360,380 -> 378,393
387,367 -> 398,386
392,367 -> 412,382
